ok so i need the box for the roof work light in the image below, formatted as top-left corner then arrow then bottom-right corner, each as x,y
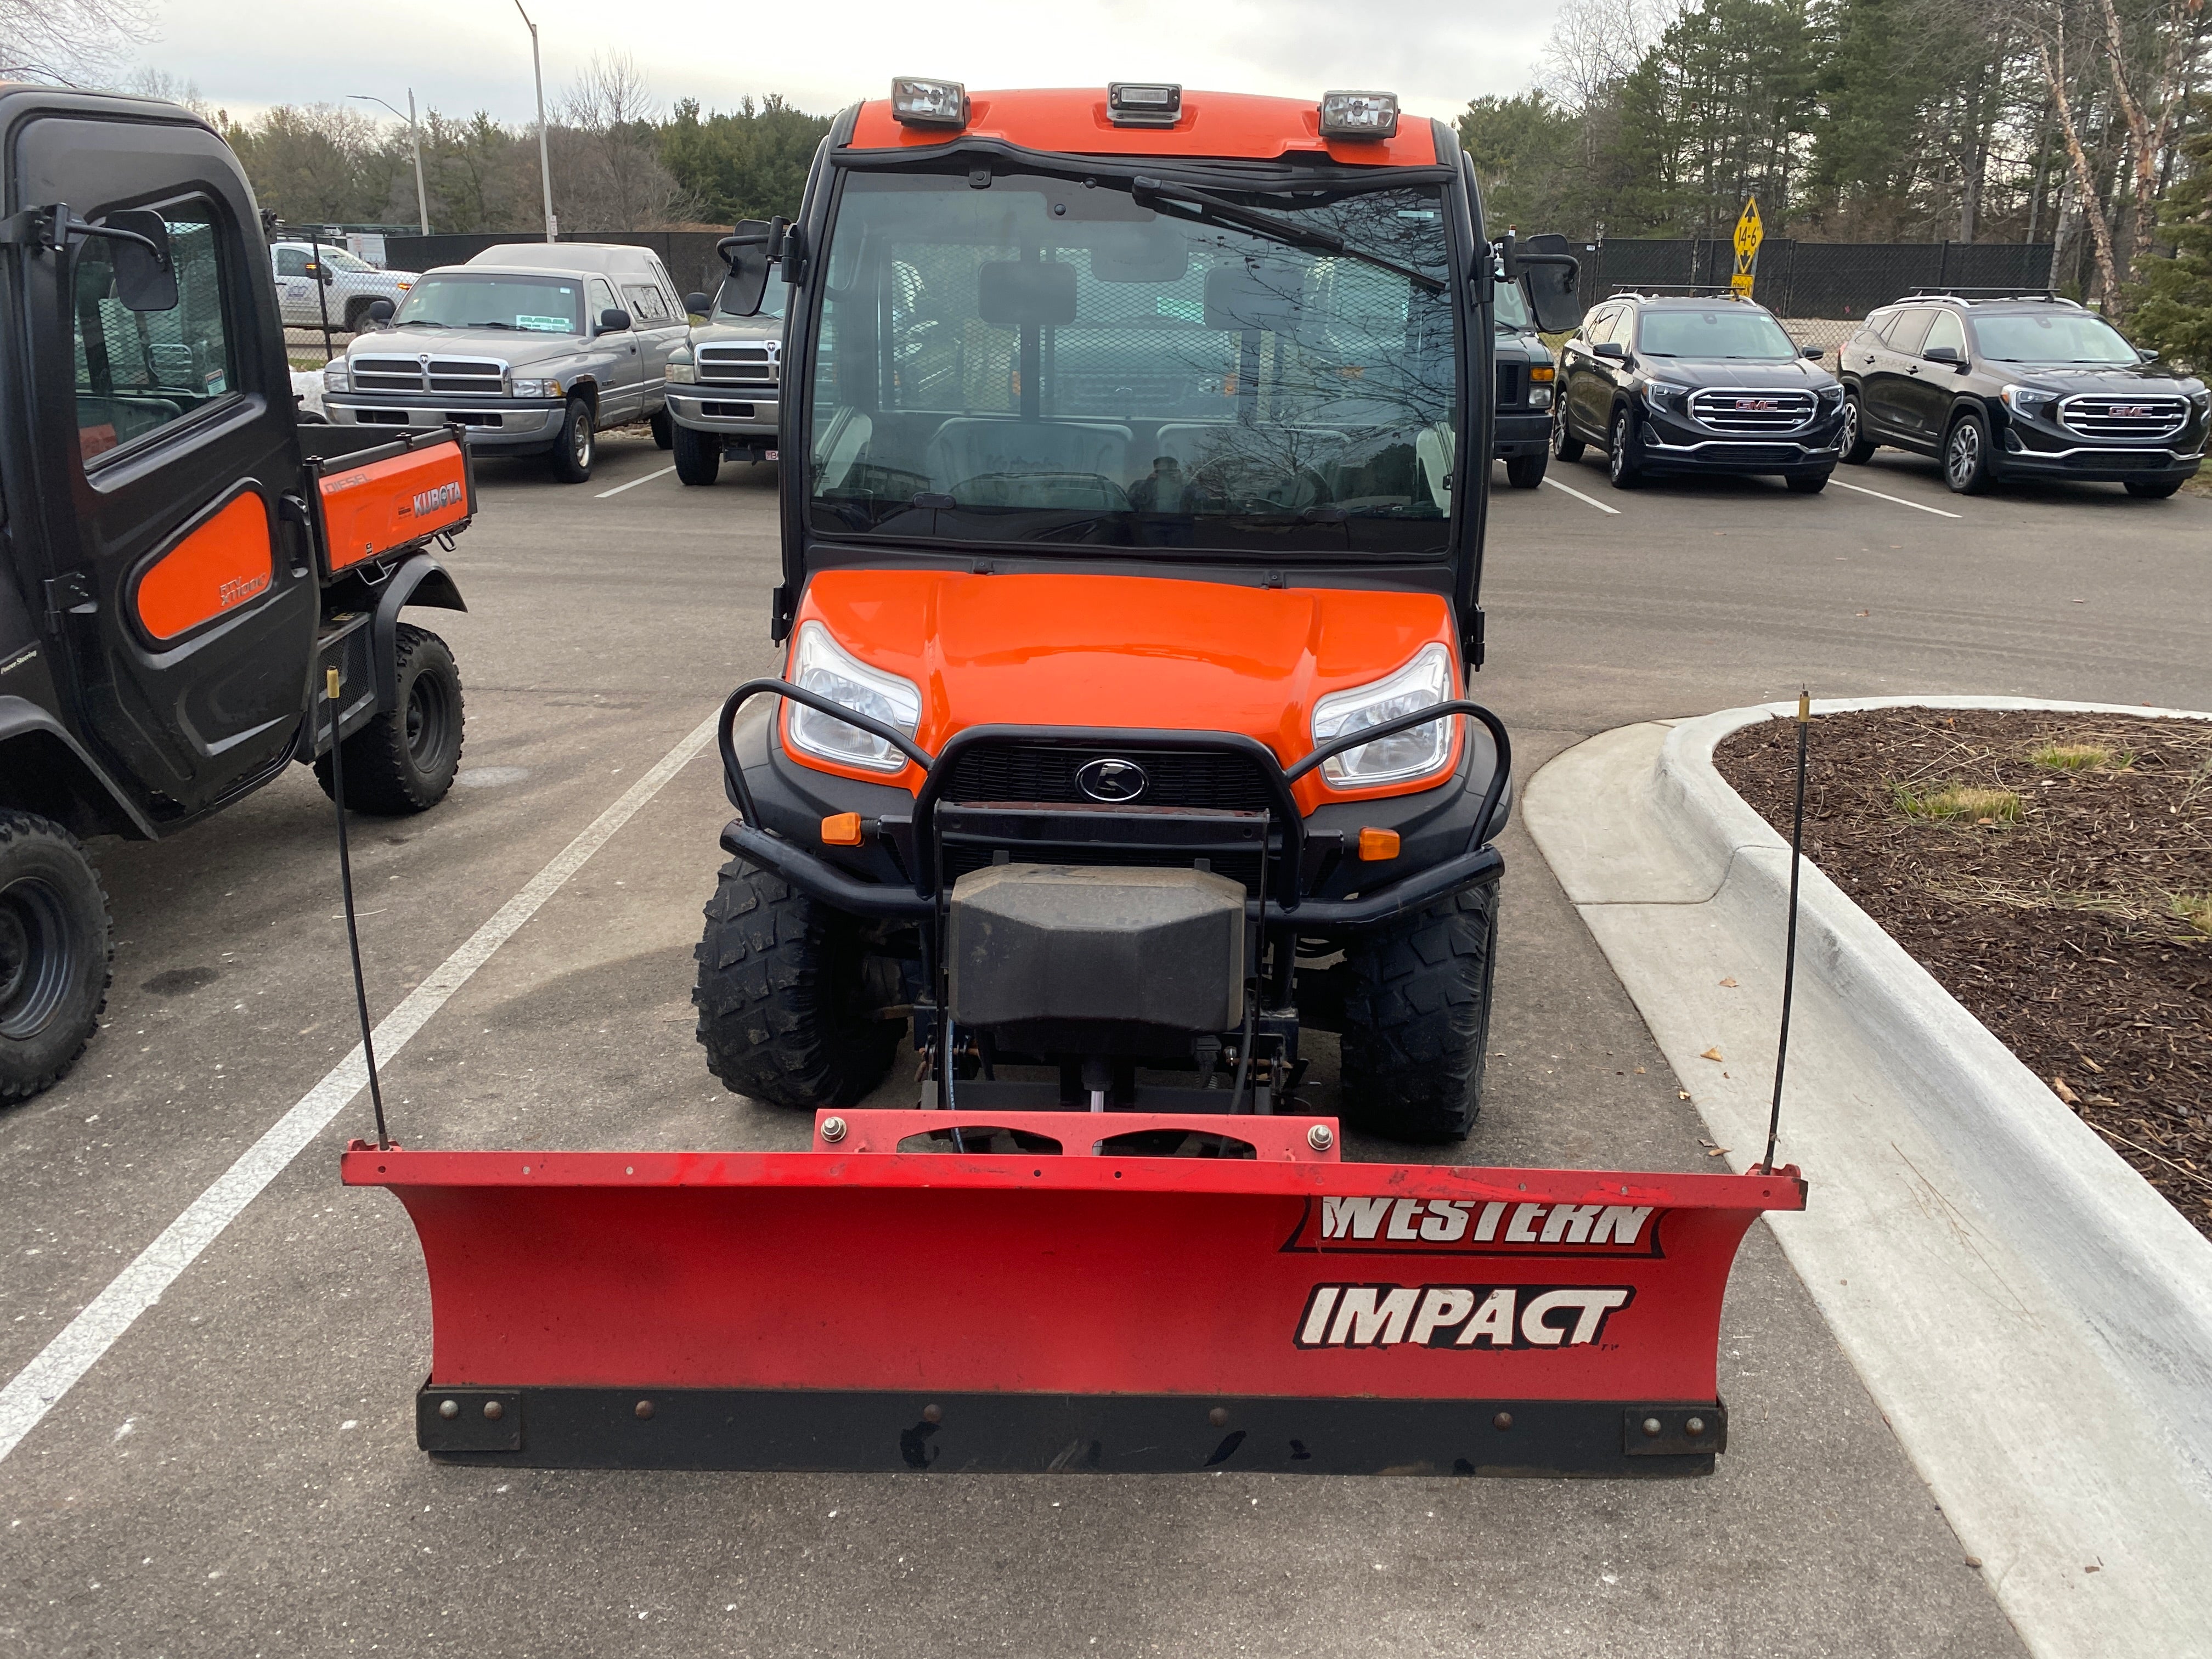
891,77 -> 968,128
1107,83 -> 1182,126
1318,90 -> 1400,140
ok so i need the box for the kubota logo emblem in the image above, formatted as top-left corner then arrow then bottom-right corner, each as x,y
1076,758 -> 1149,803
407,483 -> 464,517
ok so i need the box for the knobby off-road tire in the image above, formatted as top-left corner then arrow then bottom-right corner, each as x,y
1335,879 -> 1500,1144
1505,451 -> 1548,489
694,861 -> 901,1110
672,421 -> 721,486
316,624 -> 465,814
551,396 -> 597,483
0,812 -> 112,1103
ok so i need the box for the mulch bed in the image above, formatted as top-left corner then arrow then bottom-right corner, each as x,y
1715,707 -> 2212,1239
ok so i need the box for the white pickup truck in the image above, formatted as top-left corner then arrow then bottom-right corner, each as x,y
270,241 -> 419,334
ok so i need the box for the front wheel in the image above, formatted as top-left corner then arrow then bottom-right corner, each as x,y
1505,451 -> 1548,489
1785,469 -> 1831,494
1335,881 -> 1499,1144
649,408 -> 673,450
1840,393 -> 1877,464
550,396 -> 597,483
2125,478 -> 2183,499
0,812 -> 111,1104
672,422 -> 721,486
1552,400 -> 1584,462
1607,405 -> 1643,489
316,624 -> 465,814
1944,411 -> 1994,495
693,862 -> 902,1109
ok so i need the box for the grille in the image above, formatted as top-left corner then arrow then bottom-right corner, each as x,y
943,840 -> 1266,895
1689,443 -> 1802,465
944,744 -> 1278,814
1689,388 -> 1817,432
2058,394 -> 2187,441
2061,449 -> 2164,471
427,359 -> 505,396
348,355 -> 506,397
1495,361 -> 1527,409
699,343 -> 779,387
350,355 -> 429,393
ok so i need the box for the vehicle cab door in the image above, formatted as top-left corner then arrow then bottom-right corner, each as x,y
9,113 -> 317,825
1864,307 -> 1933,441
1564,304 -> 1617,438
1900,308 -> 1967,438
620,278 -> 685,410
273,244 -> 312,325
588,276 -> 640,419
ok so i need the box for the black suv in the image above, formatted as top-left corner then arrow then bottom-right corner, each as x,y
1492,275 -> 1556,489
1553,290 -> 1844,492
1838,291 -> 2209,497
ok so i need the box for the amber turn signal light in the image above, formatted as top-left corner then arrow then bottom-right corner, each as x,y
1529,363 -> 1555,382
1357,827 -> 1400,861
821,812 -> 865,847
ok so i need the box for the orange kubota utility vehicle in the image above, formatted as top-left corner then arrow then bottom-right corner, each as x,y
351,83 -> 1803,1476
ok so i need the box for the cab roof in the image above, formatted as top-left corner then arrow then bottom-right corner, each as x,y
844,88 -> 1440,168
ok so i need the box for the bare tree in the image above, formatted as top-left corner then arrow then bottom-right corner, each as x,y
558,52 -> 689,230
1,0 -> 155,84
1539,0 -> 1682,110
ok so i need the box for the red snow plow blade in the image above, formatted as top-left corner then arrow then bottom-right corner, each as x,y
345,1112 -> 1803,1476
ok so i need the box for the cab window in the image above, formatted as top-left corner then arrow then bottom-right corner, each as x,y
1921,309 -> 1966,358
588,278 -> 618,323
275,246 -> 311,278
72,199 -> 239,466
1882,309 -> 1935,356
622,283 -> 670,323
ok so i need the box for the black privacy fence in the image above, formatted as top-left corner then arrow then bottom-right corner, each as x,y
380,231 -> 735,301
1565,238 -> 2055,318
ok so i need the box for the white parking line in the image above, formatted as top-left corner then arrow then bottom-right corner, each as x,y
595,464 -> 676,499
0,709 -> 720,1465
1542,476 -> 1622,516
1827,478 -> 1962,518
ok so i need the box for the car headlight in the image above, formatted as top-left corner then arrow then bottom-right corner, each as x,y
1816,382 -> 1843,403
1643,381 -> 1692,412
510,377 -> 563,398
1530,385 -> 1553,409
323,362 -> 348,392
2001,384 -> 2057,419
665,351 -> 696,385
1310,642 -> 1455,788
786,622 -> 923,774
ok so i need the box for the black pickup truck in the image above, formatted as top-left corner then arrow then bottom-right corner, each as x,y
1,87 -> 476,1101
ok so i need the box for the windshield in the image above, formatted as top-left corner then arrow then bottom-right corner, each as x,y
720,274 -> 787,322
1637,307 -> 1797,360
1971,312 -> 2138,365
806,169 -> 1459,556
391,274 -> 584,333
1494,280 -> 1531,331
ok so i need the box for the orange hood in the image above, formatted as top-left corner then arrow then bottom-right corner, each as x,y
787,569 -> 1462,805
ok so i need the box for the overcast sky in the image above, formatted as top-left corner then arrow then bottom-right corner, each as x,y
142,0 -> 1561,129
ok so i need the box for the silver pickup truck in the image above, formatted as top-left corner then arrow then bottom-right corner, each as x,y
665,274 -> 782,484
321,242 -> 688,482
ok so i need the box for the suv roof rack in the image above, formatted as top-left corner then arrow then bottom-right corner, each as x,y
1606,284 -> 1756,301
1901,287 -> 2081,307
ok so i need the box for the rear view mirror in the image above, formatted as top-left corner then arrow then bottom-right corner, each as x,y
1516,233 -> 1582,333
686,291 -> 712,316
978,260 -> 1079,327
105,208 -> 177,312
716,217 -> 783,317
599,308 -> 633,332
1090,223 -> 1189,284
1203,261 -> 1301,333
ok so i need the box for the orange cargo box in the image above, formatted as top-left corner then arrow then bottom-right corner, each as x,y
312,431 -> 475,579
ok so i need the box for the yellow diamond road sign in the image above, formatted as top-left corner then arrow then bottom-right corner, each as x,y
1734,198 -> 1763,259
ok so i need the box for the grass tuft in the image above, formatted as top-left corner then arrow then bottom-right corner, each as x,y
1889,780 -> 2023,823
2174,893 -> 2212,935
2030,742 -> 2113,771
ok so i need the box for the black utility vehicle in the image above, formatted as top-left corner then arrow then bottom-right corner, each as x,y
1838,290 -> 2208,497
1553,289 -> 1843,492
1492,267 -> 1557,489
1,87 -> 475,1101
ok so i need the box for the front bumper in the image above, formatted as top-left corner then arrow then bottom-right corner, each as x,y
1493,410 -> 1551,459
1637,405 -> 1846,473
325,396 -> 564,453
667,389 -> 779,438
1996,422 -> 2205,484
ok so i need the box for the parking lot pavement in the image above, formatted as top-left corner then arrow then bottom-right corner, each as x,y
8,431 -> 2206,1656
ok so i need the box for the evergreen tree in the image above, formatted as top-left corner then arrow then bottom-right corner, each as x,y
2130,102 -> 2212,370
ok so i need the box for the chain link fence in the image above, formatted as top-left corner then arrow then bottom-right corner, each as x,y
1573,237 -> 2053,320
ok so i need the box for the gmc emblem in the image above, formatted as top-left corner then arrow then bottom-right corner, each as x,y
2108,404 -> 2152,417
1733,398 -> 1778,410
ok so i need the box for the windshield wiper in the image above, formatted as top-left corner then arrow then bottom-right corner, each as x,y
1130,177 -> 1446,295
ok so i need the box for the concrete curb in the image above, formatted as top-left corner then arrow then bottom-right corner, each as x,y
1523,696 -> 2212,1659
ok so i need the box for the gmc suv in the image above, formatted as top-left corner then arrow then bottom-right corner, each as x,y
1553,290 -> 1844,492
1838,291 -> 2208,497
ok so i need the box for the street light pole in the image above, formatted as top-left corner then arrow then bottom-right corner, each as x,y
349,91 -> 429,236
515,0 -> 557,242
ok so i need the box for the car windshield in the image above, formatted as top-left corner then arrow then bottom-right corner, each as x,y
1971,312 -> 2138,364
806,168 -> 1458,556
719,275 -> 786,322
1494,280 -> 1532,330
391,274 -> 585,333
1637,307 -> 1797,360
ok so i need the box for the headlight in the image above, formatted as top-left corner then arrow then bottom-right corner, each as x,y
786,622 -> 923,774
1530,385 -> 1553,409
1643,381 -> 1692,412
510,377 -> 563,398
665,351 -> 695,385
1816,382 -> 1843,403
323,362 -> 348,392
1310,642 -> 1454,788
2001,384 -> 2057,419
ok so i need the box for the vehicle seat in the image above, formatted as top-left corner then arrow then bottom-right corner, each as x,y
1151,421 -> 1345,507
925,417 -> 1131,497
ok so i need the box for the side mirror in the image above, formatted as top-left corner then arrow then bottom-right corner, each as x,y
367,297 -> 395,325
716,216 -> 785,318
599,307 -> 633,332
1594,340 -> 1627,361
1494,229 -> 1520,285
1923,345 -> 1961,365
2138,347 -> 2159,363
1802,345 -> 1825,359
685,291 -> 712,316
1517,251 -> 1583,332
105,208 -> 177,312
